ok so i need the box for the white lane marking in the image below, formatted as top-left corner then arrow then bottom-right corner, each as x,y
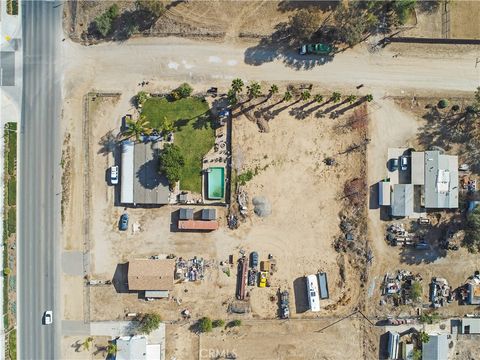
208,56 -> 222,64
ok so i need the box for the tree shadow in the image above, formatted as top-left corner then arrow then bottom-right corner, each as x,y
277,1 -> 340,13
71,340 -> 82,353
399,246 -> 447,265
244,22 -> 335,69
98,130 -> 119,156
192,113 -> 213,130
136,155 -> 167,190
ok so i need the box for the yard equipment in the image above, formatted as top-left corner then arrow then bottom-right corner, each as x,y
259,271 -> 268,288
280,290 -> 290,319
248,269 -> 257,286
299,43 -> 333,55
260,260 -> 271,272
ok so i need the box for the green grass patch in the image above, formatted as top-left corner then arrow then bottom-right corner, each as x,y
7,208 -> 16,238
6,123 -> 17,176
7,179 -> 16,207
8,329 -> 16,360
142,97 -> 214,193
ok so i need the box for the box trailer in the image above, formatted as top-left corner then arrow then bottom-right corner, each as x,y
317,272 -> 329,299
178,220 -> 219,231
378,180 -> 391,206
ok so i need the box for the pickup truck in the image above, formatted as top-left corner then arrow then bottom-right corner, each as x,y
299,43 -> 333,55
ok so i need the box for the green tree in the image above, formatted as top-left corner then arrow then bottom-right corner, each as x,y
159,144 -> 184,187
464,206 -> 480,251
269,84 -> 279,97
161,116 -> 174,134
227,89 -> 238,106
393,0 -> 417,25
106,343 -> 118,356
438,99 -> 449,109
331,92 -> 342,103
474,86 -> 480,106
346,95 -> 357,104
138,313 -> 162,335
227,319 -> 242,328
289,9 -> 321,40
94,4 -> 119,37
410,281 -> 422,301
418,331 -> 430,344
136,0 -> 165,17
283,91 -> 293,102
122,116 -> 152,141
300,90 -> 311,102
212,319 -> 225,328
231,78 -> 244,94
364,94 -> 373,102
314,94 -> 324,103
198,317 -> 213,333
82,337 -> 94,351
412,349 -> 422,360
247,82 -> 262,99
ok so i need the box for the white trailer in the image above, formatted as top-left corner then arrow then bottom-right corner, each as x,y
306,275 -> 320,312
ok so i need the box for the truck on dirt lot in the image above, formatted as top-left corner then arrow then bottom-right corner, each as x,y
299,43 -> 333,55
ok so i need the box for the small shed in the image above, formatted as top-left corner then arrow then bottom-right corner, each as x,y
378,180 -> 391,206
460,318 -> 480,334
179,208 -> 194,220
201,208 -> 216,221
467,283 -> 480,305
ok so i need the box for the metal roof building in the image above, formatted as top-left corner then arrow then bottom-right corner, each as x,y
120,141 -> 171,205
201,208 -> 217,220
116,336 -> 147,360
424,151 -> 458,208
460,318 -> 480,334
179,208 -> 194,220
391,184 -> 414,217
422,334 -> 448,360
467,283 -> 480,305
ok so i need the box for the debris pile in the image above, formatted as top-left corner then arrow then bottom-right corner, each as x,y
237,188 -> 248,216
175,257 -> 207,282
252,196 -> 271,217
381,270 -> 423,306
429,277 -> 454,308
228,213 -> 239,229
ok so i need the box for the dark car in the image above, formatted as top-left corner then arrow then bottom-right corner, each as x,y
389,158 -> 399,171
250,252 -> 258,268
119,213 -> 129,231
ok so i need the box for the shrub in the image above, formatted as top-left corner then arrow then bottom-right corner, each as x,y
464,206 -> 480,251
3,268 -> 11,276
451,104 -> 460,112
212,319 -> 225,328
438,99 -> 449,109
227,319 -> 242,328
171,83 -> 193,100
237,170 -> 254,185
198,317 -> 212,333
136,91 -> 149,107
410,281 -> 422,301
136,0 -> 165,17
137,313 -> 162,335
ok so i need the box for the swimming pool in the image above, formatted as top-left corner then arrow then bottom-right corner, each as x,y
207,167 -> 225,200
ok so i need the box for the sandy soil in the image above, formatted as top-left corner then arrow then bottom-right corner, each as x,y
450,1 -> 480,39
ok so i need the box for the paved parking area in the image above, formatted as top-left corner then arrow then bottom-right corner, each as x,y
387,147 -> 411,185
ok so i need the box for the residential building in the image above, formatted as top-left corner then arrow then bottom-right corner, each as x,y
422,334 -> 448,360
127,259 -> 174,295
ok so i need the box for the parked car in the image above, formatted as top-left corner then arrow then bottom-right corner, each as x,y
43,310 -> 53,325
250,251 -> 258,268
119,213 -> 129,231
389,158 -> 399,171
401,156 -> 408,171
110,165 -> 119,185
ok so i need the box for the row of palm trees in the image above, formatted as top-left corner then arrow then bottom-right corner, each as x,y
228,78 -> 373,106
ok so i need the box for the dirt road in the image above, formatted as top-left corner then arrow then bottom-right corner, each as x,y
63,37 -> 479,96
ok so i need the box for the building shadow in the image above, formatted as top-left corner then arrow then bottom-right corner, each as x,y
378,332 -> 389,360
399,246 -> 447,265
112,262 -> 131,293
170,209 -> 180,232
293,277 -> 309,314
369,182 -> 379,210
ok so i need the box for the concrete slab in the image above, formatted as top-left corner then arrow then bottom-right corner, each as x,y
0,51 -> 15,86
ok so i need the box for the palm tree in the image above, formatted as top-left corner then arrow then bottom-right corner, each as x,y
247,82 -> 261,99
300,90 -> 311,102
122,116 -> 153,141
346,95 -> 357,104
283,91 -> 293,102
331,92 -> 342,103
82,337 -> 94,351
314,94 -> 323,103
231,78 -> 244,93
161,116 -> 174,134
269,84 -> 279,97
106,343 -> 118,356
364,94 -> 373,102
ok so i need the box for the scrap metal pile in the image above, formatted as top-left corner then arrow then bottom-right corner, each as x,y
386,223 -> 428,249
429,277 -> 454,308
381,270 -> 423,306
175,257 -> 207,282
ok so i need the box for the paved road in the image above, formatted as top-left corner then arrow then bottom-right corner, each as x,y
18,1 -> 62,359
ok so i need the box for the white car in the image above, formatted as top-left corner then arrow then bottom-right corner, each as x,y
110,165 -> 119,185
44,310 -> 53,325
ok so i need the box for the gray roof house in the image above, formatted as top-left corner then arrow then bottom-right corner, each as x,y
423,151 -> 458,209
391,184 -> 414,217
422,334 -> 448,360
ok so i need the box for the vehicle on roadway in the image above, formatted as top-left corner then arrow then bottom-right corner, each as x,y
43,310 -> 53,325
110,165 -> 119,185
119,213 -> 129,231
299,43 -> 333,55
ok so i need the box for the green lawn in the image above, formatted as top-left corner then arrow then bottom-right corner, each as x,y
7,179 -> 16,207
8,329 -> 16,360
142,97 -> 215,193
7,208 -> 16,238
